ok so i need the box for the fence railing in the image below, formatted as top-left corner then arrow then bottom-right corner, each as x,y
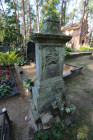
0,108 -> 12,140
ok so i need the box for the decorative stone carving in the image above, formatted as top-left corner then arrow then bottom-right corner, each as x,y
45,48 -> 59,66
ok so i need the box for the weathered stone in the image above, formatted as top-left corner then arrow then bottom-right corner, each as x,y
56,115 -> 61,123
29,17 -> 72,121
65,116 -> 73,126
3,43 -> 8,53
26,41 -> 35,62
41,112 -> 53,124
37,123 -> 43,131
43,124 -> 52,130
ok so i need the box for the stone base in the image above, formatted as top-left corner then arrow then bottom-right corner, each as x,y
28,101 -> 76,140
30,76 -> 69,121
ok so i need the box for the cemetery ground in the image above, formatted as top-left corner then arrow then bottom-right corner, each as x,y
0,55 -> 93,140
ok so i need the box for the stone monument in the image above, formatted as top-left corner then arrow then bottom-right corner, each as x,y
26,41 -> 35,62
30,17 -> 72,124
3,43 -> 8,53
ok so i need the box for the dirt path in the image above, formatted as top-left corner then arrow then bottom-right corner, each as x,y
0,72 -> 29,140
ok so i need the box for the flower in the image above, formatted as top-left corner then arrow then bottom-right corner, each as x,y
5,68 -> 9,70
5,70 -> 10,74
6,75 -> 11,79
0,74 -> 1,77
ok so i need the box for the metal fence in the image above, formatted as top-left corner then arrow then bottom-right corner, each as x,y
0,108 -> 12,140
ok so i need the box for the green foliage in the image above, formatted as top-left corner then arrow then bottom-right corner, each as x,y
0,84 -> 12,97
24,78 -> 33,88
65,47 -> 73,52
79,46 -> 93,52
65,105 -> 76,113
0,51 -> 19,66
16,60 -> 27,66
65,50 -> 70,56
33,130 -> 49,140
51,123 -> 63,140
40,0 -> 60,19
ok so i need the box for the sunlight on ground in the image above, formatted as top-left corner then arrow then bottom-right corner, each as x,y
88,64 -> 93,71
91,112 -> 93,122
78,125 -> 89,139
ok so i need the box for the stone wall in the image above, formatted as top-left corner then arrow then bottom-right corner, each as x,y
62,29 -> 80,50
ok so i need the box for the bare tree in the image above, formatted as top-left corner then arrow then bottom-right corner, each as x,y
64,0 -> 67,25
36,0 -> 39,33
0,0 -> 11,44
13,0 -> 21,47
28,0 -> 31,36
60,0 -> 64,31
21,0 -> 26,46
0,10 -> 5,27
72,0 -> 78,24
79,0 -> 86,44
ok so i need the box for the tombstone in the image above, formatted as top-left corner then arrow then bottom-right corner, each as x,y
30,17 -> 72,123
26,41 -> 35,62
3,43 -> 8,53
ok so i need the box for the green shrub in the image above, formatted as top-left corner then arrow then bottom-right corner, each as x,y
0,84 -> 12,96
79,46 -> 93,52
65,50 -> 70,56
24,78 -> 34,88
51,123 -> 63,140
0,51 -> 19,66
65,47 -> 73,52
16,60 -> 27,66
33,130 -> 49,140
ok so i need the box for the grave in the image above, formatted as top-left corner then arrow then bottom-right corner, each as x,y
26,41 -> 35,62
3,43 -> 8,53
29,17 -> 72,133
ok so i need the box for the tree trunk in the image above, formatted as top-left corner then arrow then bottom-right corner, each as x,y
64,0 -> 67,25
60,0 -> 64,31
21,0 -> 26,46
72,0 -> 78,24
28,0 -> 31,36
0,0 -> 11,45
13,0 -> 21,47
79,0 -> 86,45
0,11 -> 5,27
36,0 -> 39,33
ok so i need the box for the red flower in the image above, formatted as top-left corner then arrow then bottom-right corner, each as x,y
0,74 -> 1,77
6,75 -> 11,79
5,68 -> 9,70
5,70 -> 10,74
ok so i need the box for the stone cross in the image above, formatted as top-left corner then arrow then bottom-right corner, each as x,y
30,18 -> 72,121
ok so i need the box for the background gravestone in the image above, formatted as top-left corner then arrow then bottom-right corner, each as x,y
26,41 -> 35,62
3,43 -> 8,53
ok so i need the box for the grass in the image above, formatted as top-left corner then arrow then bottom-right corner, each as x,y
83,88 -> 93,96
64,56 -> 93,140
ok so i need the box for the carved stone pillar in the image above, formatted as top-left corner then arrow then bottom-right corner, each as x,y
30,18 -> 72,121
